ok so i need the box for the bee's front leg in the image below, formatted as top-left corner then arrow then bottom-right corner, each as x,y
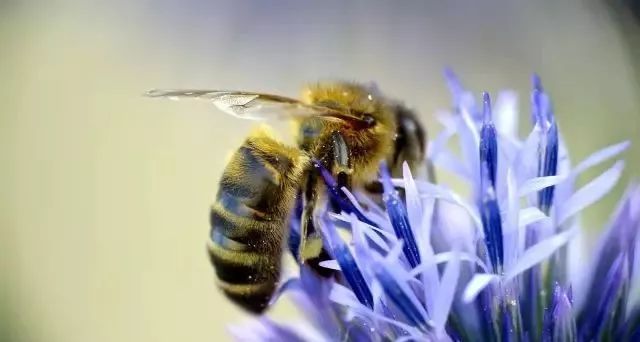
330,131 -> 353,207
298,131 -> 353,275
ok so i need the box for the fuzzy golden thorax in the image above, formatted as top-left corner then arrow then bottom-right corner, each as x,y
294,82 -> 397,182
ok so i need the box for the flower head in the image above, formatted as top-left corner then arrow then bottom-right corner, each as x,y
229,70 -> 638,341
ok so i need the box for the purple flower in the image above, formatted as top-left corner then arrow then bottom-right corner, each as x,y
228,70 -> 637,341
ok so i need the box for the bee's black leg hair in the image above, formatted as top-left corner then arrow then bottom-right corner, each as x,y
363,179 -> 406,195
364,180 -> 384,194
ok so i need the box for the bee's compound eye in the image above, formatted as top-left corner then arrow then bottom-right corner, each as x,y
363,114 -> 376,127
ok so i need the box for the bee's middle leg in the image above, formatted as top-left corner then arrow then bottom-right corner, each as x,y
299,171 -> 322,263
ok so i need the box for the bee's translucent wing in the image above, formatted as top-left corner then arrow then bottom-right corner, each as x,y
145,89 -> 339,121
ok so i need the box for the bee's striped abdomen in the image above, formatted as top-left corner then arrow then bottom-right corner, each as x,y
208,129 -> 308,313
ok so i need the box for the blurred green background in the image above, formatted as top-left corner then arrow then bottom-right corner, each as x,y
1,1 -> 639,341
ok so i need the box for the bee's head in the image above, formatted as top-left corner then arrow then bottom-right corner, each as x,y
300,81 -> 398,179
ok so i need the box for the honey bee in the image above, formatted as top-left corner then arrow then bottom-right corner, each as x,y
146,82 -> 427,313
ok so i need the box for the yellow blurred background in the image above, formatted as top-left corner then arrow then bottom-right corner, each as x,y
1,1 -> 639,341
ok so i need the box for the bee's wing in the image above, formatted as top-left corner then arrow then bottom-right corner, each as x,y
145,89 -> 342,121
